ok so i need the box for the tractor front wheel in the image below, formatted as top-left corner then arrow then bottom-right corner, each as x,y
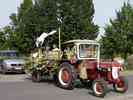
92,79 -> 107,97
113,76 -> 128,93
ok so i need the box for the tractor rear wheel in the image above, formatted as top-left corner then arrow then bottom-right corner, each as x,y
92,79 -> 107,97
113,76 -> 128,93
57,62 -> 76,90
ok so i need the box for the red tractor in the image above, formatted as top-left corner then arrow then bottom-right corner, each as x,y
57,40 -> 128,97
29,39 -> 128,97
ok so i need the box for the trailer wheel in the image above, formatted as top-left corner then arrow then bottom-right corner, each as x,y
57,62 -> 76,90
92,79 -> 107,97
113,76 -> 128,93
32,71 -> 41,82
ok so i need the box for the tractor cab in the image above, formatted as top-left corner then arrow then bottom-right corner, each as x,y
62,40 -> 100,68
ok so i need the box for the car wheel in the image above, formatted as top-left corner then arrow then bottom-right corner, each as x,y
57,62 -> 76,90
92,79 -> 107,97
113,76 -> 128,93
1,67 -> 7,74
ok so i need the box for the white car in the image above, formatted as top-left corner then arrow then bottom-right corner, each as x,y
0,50 -> 25,74
2,59 -> 25,74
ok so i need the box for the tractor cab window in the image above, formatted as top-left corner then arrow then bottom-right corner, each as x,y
63,43 -> 76,53
62,44 -> 77,60
79,44 -> 99,59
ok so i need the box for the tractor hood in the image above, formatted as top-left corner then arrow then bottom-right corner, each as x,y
99,60 -> 122,69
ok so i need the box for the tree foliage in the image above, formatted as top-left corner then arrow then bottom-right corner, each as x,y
1,0 -> 98,54
0,26 -> 17,50
101,2 -> 133,59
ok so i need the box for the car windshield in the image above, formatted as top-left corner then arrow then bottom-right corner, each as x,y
79,44 -> 99,59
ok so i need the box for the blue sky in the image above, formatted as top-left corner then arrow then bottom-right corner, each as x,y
0,0 -> 133,33
0,0 -> 22,28
93,0 -> 133,33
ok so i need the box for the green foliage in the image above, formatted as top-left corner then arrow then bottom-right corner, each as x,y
0,26 -> 17,50
101,2 -> 133,59
54,0 -> 98,41
0,30 -> 6,49
1,0 -> 98,54
9,0 -> 35,54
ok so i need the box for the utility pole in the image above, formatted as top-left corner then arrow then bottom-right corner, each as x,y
56,2 -> 63,59
56,2 -> 62,51
58,27 -> 61,51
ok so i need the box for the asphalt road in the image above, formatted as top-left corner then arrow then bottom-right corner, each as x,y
0,74 -> 132,100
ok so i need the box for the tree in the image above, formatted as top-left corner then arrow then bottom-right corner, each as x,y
101,2 -> 133,59
9,0 -> 34,54
0,29 -> 6,49
9,0 -> 98,54
55,0 -> 98,40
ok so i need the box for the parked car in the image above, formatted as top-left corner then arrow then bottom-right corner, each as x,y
0,50 -> 25,74
2,59 -> 25,74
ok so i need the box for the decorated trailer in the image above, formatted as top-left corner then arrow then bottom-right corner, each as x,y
28,39 -> 128,97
